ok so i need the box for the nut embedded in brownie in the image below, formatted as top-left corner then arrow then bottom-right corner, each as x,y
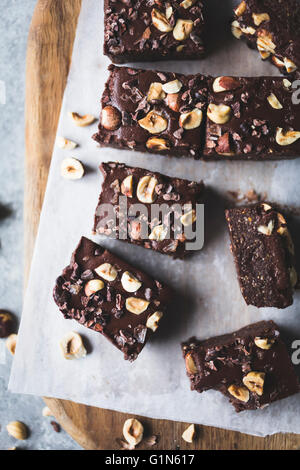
225,202 -> 297,308
204,76 -> 300,160
93,162 -> 205,258
93,65 -> 209,159
104,0 -> 205,63
231,0 -> 300,78
53,237 -> 173,361
182,320 -> 300,412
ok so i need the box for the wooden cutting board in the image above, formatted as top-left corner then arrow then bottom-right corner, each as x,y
25,0 -> 300,450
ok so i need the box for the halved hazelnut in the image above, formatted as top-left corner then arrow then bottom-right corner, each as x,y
147,82 -> 166,102
162,79 -> 183,95
240,25 -> 256,35
61,157 -> 84,180
182,424 -> 195,443
243,371 -> 265,396
149,224 -> 168,241
123,418 -> 144,448
84,279 -> 104,296
213,76 -> 241,93
257,30 -> 276,54
95,263 -> 118,282
284,57 -> 297,74
6,333 -> 17,355
257,219 -> 274,235
180,209 -> 196,226
60,331 -> 87,360
138,110 -> 168,134
180,0 -> 196,8
6,421 -> 28,441
228,384 -> 250,402
234,1 -> 246,17
231,20 -> 242,39
173,19 -> 193,41
252,12 -> 270,26
276,128 -> 300,146
207,103 -> 231,124
179,108 -> 202,130
262,203 -> 272,211
290,267 -> 298,288
137,175 -> 158,203
121,175 -> 133,198
121,271 -> 142,293
254,337 -> 275,350
151,8 -> 173,32
68,112 -> 95,127
56,136 -> 78,150
167,93 -> 181,112
267,93 -> 283,109
283,79 -> 292,88
101,105 -> 121,131
146,311 -> 163,332
126,297 -> 150,315
146,137 -> 170,151
185,351 -> 198,374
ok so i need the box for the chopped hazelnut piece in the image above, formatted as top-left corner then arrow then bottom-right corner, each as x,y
84,279 -> 104,296
60,331 -> 87,360
56,136 -> 78,150
123,418 -> 144,448
61,157 -> 84,180
6,333 -> 17,355
185,351 -> 198,374
257,30 -> 276,54
149,224 -> 168,241
146,137 -> 170,151
179,108 -> 203,130
231,20 -> 242,39
228,384 -> 250,402
243,371 -> 265,396
146,311 -> 163,332
121,175 -> 133,198
147,82 -> 166,102
267,93 -> 283,109
162,79 -> 183,94
254,337 -> 275,350
121,271 -> 142,293
68,112 -> 95,127
180,209 -> 196,226
182,424 -> 196,443
95,263 -> 118,282
276,128 -> 300,146
138,110 -> 168,134
252,12 -> 270,26
173,19 -> 193,41
257,219 -> 274,236
137,175 -> 158,203
151,8 -> 173,32
126,298 -> 150,315
234,1 -> 246,17
207,103 -> 231,124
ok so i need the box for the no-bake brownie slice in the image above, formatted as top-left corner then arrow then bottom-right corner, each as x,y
225,203 -> 297,309
204,75 -> 300,159
53,237 -> 172,361
232,0 -> 300,78
93,162 -> 204,258
182,320 -> 300,412
104,0 -> 205,63
93,65 -> 209,159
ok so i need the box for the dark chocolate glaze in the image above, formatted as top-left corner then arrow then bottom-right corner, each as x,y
53,237 -> 173,361
204,76 -> 300,159
225,203 -> 296,308
233,0 -> 300,79
104,0 -> 205,63
93,65 -> 209,159
93,162 -> 204,258
182,320 -> 300,412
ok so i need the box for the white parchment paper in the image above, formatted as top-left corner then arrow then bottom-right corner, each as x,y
9,0 -> 300,436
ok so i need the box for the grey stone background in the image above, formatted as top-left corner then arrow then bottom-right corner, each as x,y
0,0 -> 80,450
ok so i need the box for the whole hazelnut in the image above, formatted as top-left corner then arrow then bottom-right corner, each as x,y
0,311 -> 14,338
101,105 -> 121,131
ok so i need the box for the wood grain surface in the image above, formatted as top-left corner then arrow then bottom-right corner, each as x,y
25,0 -> 300,450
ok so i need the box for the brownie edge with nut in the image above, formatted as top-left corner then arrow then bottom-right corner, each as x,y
93,162 -> 205,258
225,203 -> 297,309
182,320 -> 300,412
104,0 -> 205,63
53,237 -> 172,361
93,65 -> 209,159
